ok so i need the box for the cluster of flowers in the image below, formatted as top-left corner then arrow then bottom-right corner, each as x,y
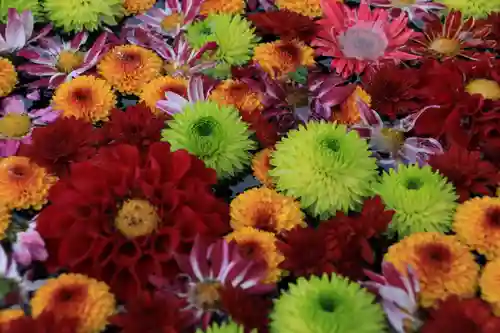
0,0 -> 500,331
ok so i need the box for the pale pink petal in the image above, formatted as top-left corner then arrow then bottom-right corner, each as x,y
0,140 -> 21,157
2,96 -> 26,114
20,10 -> 34,40
6,9 -> 26,50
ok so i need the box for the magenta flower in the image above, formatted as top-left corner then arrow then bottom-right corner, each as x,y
12,217 -> 48,267
362,261 -> 423,333
0,95 -> 59,157
0,9 -> 51,54
17,31 -> 108,88
369,0 -> 445,22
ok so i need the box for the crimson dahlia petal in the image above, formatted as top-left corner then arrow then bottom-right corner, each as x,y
2,311 -> 79,333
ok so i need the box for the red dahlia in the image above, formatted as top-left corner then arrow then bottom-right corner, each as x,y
36,143 -> 230,301
1,311 -> 79,333
19,117 -> 98,177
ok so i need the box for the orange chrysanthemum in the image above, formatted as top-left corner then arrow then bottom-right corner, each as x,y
200,0 -> 245,15
480,258 -> 500,316
0,205 -> 11,240
52,75 -> 116,123
124,0 -> 156,14
252,148 -> 274,188
139,76 -> 187,114
0,57 -> 17,97
0,157 -> 57,210
385,232 -> 479,308
209,79 -> 264,115
253,39 -> 315,79
0,309 -> 24,326
30,273 -> 116,333
226,227 -> 284,283
98,45 -> 163,94
275,0 -> 323,17
331,86 -> 372,125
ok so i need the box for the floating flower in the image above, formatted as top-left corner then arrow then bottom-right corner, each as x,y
17,32 -> 108,88
30,273 -> 115,333
200,0 -> 245,15
0,156 -> 56,210
123,0 -> 156,14
51,75 -> 116,123
0,205 -> 9,240
226,227 -> 284,283
270,274 -> 386,333
436,0 -> 500,18
12,216 -> 47,267
0,0 -> 40,22
230,187 -> 305,233
44,0 -> 123,32
252,148 -> 274,188
0,57 -> 17,97
0,95 -> 59,157
270,121 -> 377,219
274,0 -> 322,17
161,101 -> 255,179
369,0 -> 445,22
37,143 -> 229,300
197,321 -> 249,333
209,79 -> 264,115
139,76 -> 187,114
252,39 -> 315,80
312,1 -> 418,78
480,258 -> 500,316
373,165 -> 457,239
409,11 -> 494,60
385,232 -> 479,308
98,45 -> 163,94
0,9 -> 51,54
453,197 -> 500,260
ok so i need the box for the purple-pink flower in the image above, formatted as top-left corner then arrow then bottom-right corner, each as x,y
12,217 -> 48,267
0,9 -> 51,54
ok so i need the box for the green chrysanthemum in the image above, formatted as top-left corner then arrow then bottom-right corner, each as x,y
373,164 -> 458,239
44,0 -> 123,32
269,121 -> 377,219
0,0 -> 40,22
196,321 -> 253,333
161,101 -> 255,179
437,0 -> 500,17
270,274 -> 386,333
187,14 -> 259,66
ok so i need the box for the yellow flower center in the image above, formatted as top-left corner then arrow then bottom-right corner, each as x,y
465,79 -> 500,101
0,113 -> 31,138
380,128 -> 405,151
161,13 -> 184,31
190,281 -> 221,310
114,199 -> 159,238
429,38 -> 461,56
163,62 -> 191,76
56,51 -> 85,73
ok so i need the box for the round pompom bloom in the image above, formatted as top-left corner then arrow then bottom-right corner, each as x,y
200,0 -> 245,15
36,143 -> 229,300
0,156 -> 57,210
98,45 -> 163,94
197,321 -> 249,333
209,79 -> 264,116
0,57 -> 17,97
0,0 -> 40,22
123,0 -> 156,14
453,197 -> 500,260
269,121 -> 377,219
270,274 -> 386,333
30,273 -> 115,333
275,0 -> 322,17
373,165 -> 458,239
480,258 -> 500,316
385,232 -> 480,308
140,76 -> 187,114
51,75 -> 116,123
44,0 -> 123,32
252,148 -> 274,188
435,0 -> 500,17
161,101 -> 255,179
230,187 -> 305,234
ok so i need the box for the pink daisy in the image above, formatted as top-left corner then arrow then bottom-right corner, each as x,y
0,9 -> 51,54
17,31 -> 108,88
0,95 -> 59,157
312,0 -> 419,78
369,0 -> 445,22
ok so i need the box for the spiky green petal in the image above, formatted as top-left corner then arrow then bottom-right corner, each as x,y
196,321 -> 253,333
270,274 -> 387,333
44,0 -> 123,32
372,164 -> 458,239
269,122 -> 377,219
161,101 -> 255,179
0,0 -> 40,22
436,0 -> 500,17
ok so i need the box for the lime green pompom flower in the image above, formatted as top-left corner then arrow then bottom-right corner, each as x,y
437,0 -> 500,17
196,321 -> 254,333
270,274 -> 387,333
161,101 -> 255,179
269,122 -> 377,219
43,0 -> 123,32
0,0 -> 40,22
373,164 -> 458,239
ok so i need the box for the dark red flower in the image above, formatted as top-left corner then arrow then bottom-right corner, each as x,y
428,143 -> 500,202
96,103 -> 166,151
110,293 -> 190,333
242,111 -> 280,148
478,13 -> 500,52
18,117 -> 98,177
36,143 -> 230,301
421,296 -> 500,333
0,311 -> 79,333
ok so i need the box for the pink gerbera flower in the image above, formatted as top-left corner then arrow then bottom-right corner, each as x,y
17,31 -> 108,88
312,0 -> 418,78
0,95 -> 59,157
0,9 -> 51,54
369,0 -> 445,22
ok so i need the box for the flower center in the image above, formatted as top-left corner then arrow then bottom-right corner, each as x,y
161,13 -> 184,31
189,281 -> 221,310
318,294 -> 336,312
118,50 -> 143,71
53,285 -> 87,305
71,87 -> 93,106
56,51 -> 85,73
321,138 -> 340,153
380,128 -> 405,151
0,113 -> 31,138
238,241 -> 264,262
277,42 -> 301,64
465,79 -> 500,101
429,38 -> 461,56
7,161 -> 32,181
192,116 -> 218,137
114,199 -> 160,238
339,26 -> 389,61
485,207 -> 500,228
405,177 -> 423,190
253,204 -> 277,232
417,242 -> 452,270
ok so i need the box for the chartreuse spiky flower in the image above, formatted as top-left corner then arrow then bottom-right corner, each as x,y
269,122 -> 377,219
436,0 -> 500,17
373,165 -> 458,239
270,274 -> 386,333
161,101 -> 255,179
44,0 -> 123,32
0,0 -> 41,22
196,321 -> 254,333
